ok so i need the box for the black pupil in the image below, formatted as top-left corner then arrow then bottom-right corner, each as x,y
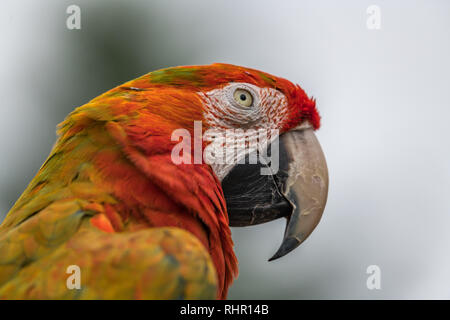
240,94 -> 247,101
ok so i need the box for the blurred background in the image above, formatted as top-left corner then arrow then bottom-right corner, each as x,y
1,0 -> 449,299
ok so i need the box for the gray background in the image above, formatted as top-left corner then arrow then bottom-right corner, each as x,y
1,0 -> 449,299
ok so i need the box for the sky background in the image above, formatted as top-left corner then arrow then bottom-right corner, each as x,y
1,0 -> 449,299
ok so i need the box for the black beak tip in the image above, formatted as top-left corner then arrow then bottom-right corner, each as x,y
268,236 -> 302,262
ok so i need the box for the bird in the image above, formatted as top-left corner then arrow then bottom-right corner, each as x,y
0,63 -> 328,299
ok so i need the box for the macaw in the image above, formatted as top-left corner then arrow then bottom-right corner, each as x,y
0,63 -> 328,299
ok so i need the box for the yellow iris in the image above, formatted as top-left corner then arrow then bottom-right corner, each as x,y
233,89 -> 253,107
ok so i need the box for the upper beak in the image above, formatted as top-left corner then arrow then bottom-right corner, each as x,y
268,125 -> 329,260
221,123 -> 329,261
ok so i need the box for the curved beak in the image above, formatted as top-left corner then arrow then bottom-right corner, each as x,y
222,123 -> 329,261
269,126 -> 329,261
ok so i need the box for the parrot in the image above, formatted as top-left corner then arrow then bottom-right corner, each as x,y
0,63 -> 328,299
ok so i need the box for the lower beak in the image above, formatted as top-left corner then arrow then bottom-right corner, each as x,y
222,124 -> 329,261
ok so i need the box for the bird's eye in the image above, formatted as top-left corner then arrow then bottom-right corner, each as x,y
233,89 -> 253,107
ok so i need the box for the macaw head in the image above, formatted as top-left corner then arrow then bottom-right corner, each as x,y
83,63 -> 329,261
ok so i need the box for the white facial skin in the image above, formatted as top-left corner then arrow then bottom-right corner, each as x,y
199,83 -> 289,180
